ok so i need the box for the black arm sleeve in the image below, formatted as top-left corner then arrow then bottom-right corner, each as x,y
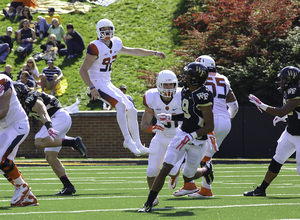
171,113 -> 184,121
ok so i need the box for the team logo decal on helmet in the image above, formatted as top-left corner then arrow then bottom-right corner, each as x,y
96,19 -> 115,40
156,70 -> 178,98
277,66 -> 300,90
195,55 -> 216,71
183,62 -> 209,87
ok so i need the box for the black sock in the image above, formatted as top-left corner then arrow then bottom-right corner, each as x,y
60,175 -> 73,188
145,190 -> 158,207
62,137 -> 76,147
260,180 -> 269,191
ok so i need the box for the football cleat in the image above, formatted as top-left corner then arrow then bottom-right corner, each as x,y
123,139 -> 141,156
55,186 -> 76,195
203,162 -> 214,185
244,186 -> 266,196
15,191 -> 39,207
138,203 -> 152,213
74,137 -> 87,157
188,186 -> 214,198
152,196 -> 159,207
173,182 -> 199,197
10,183 -> 30,206
168,174 -> 179,190
134,140 -> 149,155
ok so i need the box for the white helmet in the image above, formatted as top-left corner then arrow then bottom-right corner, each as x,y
96,19 -> 115,40
156,70 -> 178,98
195,55 -> 216,71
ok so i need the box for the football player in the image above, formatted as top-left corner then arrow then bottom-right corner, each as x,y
138,62 -> 215,213
0,74 -> 38,207
170,55 -> 239,198
79,19 -> 166,156
14,82 -> 86,195
140,70 -> 185,207
244,66 -> 300,196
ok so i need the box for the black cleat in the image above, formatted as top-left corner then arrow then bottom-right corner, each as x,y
138,204 -> 152,213
244,186 -> 266,196
55,186 -> 76,195
74,137 -> 87,157
203,162 -> 214,185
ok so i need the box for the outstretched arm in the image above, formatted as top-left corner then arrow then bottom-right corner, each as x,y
119,46 -> 166,59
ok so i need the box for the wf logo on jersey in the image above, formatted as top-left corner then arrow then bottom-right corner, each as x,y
287,88 -> 297,95
196,92 -> 209,100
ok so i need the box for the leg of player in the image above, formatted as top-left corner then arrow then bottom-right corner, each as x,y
35,136 -> 87,157
0,159 -> 38,207
45,151 -> 76,195
115,102 -> 141,155
126,107 -> 149,155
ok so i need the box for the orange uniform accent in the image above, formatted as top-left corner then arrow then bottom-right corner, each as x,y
202,156 -> 211,162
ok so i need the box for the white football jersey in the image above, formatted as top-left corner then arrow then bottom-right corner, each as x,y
144,88 -> 183,137
0,74 -> 28,129
87,37 -> 123,81
205,73 -> 231,117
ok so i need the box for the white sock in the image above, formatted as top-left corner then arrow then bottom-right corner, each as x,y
126,108 -> 140,141
115,102 -> 131,141
13,176 -> 25,185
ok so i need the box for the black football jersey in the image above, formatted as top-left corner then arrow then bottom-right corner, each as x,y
24,91 -> 62,120
283,85 -> 300,135
180,85 -> 213,139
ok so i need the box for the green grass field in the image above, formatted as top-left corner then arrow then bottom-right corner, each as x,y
1,161 -> 300,219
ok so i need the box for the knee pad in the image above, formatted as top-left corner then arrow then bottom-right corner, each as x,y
0,159 -> 15,174
268,158 -> 282,174
146,166 -> 159,178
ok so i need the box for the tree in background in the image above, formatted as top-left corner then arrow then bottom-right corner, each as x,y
172,0 -> 300,105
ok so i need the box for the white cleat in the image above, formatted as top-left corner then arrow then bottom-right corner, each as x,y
168,175 -> 179,190
16,191 -> 39,207
123,139 -> 141,156
11,183 -> 30,206
135,140 -> 149,155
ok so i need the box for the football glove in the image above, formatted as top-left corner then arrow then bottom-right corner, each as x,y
148,122 -> 165,133
248,94 -> 269,113
47,128 -> 59,141
273,116 -> 287,126
157,113 -> 172,123
207,132 -> 219,152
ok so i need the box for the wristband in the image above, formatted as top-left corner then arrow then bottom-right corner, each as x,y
25,38 -> 28,42
45,121 -> 53,130
90,86 -> 95,90
155,51 -> 157,55
190,132 -> 197,139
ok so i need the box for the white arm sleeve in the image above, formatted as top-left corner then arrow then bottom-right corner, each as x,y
227,100 -> 239,119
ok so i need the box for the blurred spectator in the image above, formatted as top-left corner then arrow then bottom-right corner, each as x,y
18,6 -> 33,28
37,7 -> 61,39
60,23 -> 85,59
40,34 -> 59,59
0,64 -> 13,80
16,70 -> 36,89
26,57 -> 40,82
40,58 -> 63,96
17,19 -> 36,57
0,27 -> 14,64
2,0 -> 38,19
120,84 -> 135,106
45,18 -> 65,52
16,63 -> 30,80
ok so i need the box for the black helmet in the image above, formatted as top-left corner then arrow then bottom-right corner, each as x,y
183,62 -> 209,87
13,82 -> 28,102
277,66 -> 300,90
